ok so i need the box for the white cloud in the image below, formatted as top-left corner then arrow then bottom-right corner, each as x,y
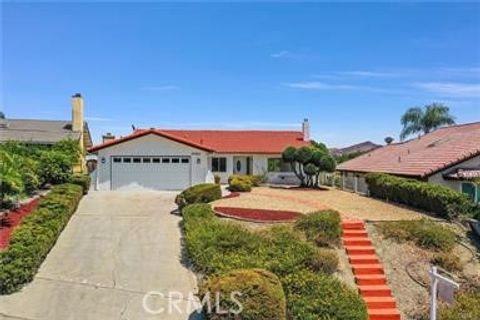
414,82 -> 480,98
141,85 -> 179,91
337,70 -> 398,77
283,81 -> 358,90
270,50 -> 289,58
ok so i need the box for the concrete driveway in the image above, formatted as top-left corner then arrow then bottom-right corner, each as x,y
0,191 -> 201,320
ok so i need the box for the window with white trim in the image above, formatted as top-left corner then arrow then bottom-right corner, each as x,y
212,157 -> 227,172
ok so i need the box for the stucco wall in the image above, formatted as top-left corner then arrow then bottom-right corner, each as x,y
428,155 -> 480,192
209,154 -> 299,184
94,133 -> 209,191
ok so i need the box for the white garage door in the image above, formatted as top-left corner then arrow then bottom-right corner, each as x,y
111,156 -> 191,190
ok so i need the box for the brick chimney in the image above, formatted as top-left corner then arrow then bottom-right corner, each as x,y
102,132 -> 115,144
302,118 -> 310,141
71,93 -> 84,133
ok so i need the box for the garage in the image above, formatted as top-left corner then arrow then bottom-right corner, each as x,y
111,155 -> 191,190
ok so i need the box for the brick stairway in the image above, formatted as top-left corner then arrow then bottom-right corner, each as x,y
342,220 -> 401,320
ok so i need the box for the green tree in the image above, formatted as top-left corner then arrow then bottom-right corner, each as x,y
0,150 -> 24,205
400,103 -> 455,140
282,144 -> 336,188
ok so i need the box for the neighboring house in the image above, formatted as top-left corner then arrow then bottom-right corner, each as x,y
88,120 -> 311,191
337,122 -> 480,202
330,141 -> 380,157
0,94 -> 92,172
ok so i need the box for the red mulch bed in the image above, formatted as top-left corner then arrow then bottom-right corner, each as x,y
270,186 -> 329,191
214,206 -> 302,223
0,198 -> 40,249
222,192 -> 240,199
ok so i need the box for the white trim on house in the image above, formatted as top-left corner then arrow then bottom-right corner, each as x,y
93,132 -> 300,191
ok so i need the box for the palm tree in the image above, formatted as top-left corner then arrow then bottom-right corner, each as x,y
400,103 -> 455,140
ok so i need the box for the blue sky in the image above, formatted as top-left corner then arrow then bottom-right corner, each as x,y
2,2 -> 480,147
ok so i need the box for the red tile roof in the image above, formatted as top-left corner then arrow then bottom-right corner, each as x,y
337,122 -> 480,177
88,128 -> 309,154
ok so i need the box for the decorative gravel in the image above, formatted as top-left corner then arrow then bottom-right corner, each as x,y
214,206 -> 302,223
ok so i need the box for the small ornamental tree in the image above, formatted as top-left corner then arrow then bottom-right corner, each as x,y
282,143 -> 336,188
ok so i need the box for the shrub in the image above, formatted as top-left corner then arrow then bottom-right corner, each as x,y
175,183 -> 222,209
439,293 -> 480,320
377,219 -> 456,251
282,270 -> 368,320
69,174 -> 91,194
294,210 -> 342,247
227,174 -> 262,188
0,183 -> 83,294
228,177 -> 252,192
200,269 -> 287,320
308,248 -> 339,275
38,150 -> 74,185
182,204 -> 365,319
214,174 -> 221,184
431,252 -> 463,272
366,173 -> 480,219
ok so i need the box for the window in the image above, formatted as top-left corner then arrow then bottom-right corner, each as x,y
133,157 -> 141,163
152,158 -> 160,163
113,157 -> 121,163
181,158 -> 189,164
212,157 -> 227,172
172,158 -> 180,163
143,157 -> 151,163
267,158 -> 292,172
123,157 -> 131,163
162,158 -> 170,163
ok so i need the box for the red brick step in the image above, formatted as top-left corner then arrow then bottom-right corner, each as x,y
363,296 -> 397,309
352,264 -> 384,275
345,245 -> 376,255
343,237 -> 372,246
356,274 -> 387,285
368,308 -> 401,320
349,254 -> 379,264
342,221 -> 365,230
344,229 -> 368,237
358,285 -> 392,297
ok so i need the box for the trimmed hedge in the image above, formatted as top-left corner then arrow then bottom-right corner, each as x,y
366,173 -> 480,219
227,174 -> 264,192
200,269 -> 287,320
377,219 -> 457,251
0,183 -> 83,294
69,174 -> 91,194
294,210 -> 342,247
175,183 -> 222,209
182,204 -> 366,319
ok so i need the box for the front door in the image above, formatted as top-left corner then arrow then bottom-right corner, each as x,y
233,156 -> 252,175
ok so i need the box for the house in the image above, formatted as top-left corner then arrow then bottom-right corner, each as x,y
337,122 -> 480,202
88,119 -> 311,191
0,94 -> 93,172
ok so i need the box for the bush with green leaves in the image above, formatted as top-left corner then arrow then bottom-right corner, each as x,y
200,269 -> 287,320
228,177 -> 252,192
182,204 -> 364,319
69,174 -> 92,194
282,269 -> 368,320
366,173 -> 480,219
377,219 -> 456,251
175,183 -> 222,209
0,183 -> 83,294
294,210 -> 342,247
